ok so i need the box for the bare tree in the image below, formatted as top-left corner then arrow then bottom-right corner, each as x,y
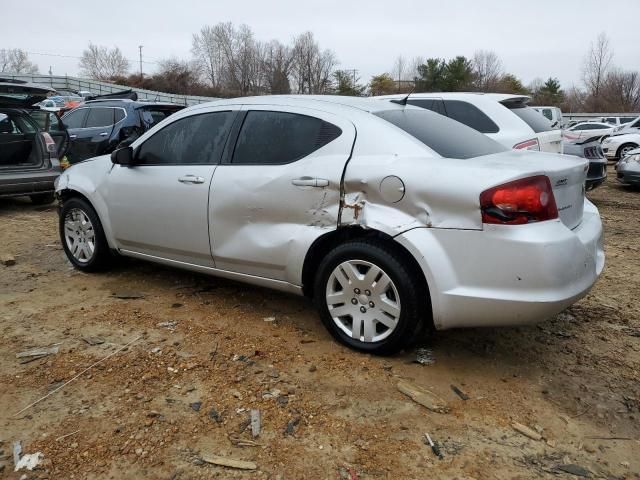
601,69 -> 640,112
392,55 -> 406,91
291,32 -> 338,94
192,25 -> 224,88
79,43 -> 129,80
583,32 -> 614,103
472,50 -> 503,91
262,40 -> 293,94
0,49 -> 39,74
407,56 -> 425,81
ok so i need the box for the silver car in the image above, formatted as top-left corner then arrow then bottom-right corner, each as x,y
616,147 -> 640,187
55,96 -> 604,354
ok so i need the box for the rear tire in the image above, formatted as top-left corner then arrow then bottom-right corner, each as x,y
30,193 -> 55,205
59,197 -> 111,272
313,239 -> 424,355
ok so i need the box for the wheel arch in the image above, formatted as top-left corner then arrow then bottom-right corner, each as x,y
57,188 -> 117,249
301,226 -> 433,327
617,142 -> 639,158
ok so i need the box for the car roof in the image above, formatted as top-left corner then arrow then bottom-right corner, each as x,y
81,99 -> 182,108
375,92 -> 531,103
196,95 -> 409,115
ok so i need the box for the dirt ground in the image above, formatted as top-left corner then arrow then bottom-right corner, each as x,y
0,166 -> 639,479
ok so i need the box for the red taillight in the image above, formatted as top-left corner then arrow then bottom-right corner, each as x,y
480,175 -> 558,225
513,138 -> 540,151
41,132 -> 57,154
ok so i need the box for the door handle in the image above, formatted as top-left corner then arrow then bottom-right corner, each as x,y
291,177 -> 329,187
99,132 -> 108,137
69,134 -> 77,139
178,175 -> 205,184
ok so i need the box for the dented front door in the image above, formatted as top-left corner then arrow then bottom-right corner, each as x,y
209,105 -> 356,284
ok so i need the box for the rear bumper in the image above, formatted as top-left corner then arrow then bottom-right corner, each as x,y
396,200 -> 604,330
0,163 -> 61,198
616,169 -> 640,186
586,160 -> 607,190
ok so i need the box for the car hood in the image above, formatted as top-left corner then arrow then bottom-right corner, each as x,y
0,80 -> 56,107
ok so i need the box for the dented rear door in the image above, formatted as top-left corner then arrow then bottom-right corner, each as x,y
209,105 -> 356,283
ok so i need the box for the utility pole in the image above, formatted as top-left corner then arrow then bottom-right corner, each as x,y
138,45 -> 143,78
351,69 -> 358,86
48,66 -> 52,76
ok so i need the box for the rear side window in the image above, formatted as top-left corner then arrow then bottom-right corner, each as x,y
442,100 -> 500,134
62,109 -> 88,129
85,107 -> 115,128
232,111 -> 342,165
407,99 -> 447,116
506,106 -> 553,133
136,111 -> 235,165
375,108 -> 506,159
114,109 -> 126,123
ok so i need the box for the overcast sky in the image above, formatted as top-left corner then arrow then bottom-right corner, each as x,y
2,0 -> 639,88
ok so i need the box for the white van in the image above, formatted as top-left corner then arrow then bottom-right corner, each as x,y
533,106 -> 563,129
376,93 -> 563,153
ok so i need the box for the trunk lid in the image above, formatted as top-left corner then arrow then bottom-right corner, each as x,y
471,150 -> 587,229
0,79 -> 56,108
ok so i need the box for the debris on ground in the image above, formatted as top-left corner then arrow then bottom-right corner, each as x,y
111,291 -> 145,299
12,441 -> 43,472
450,384 -> 469,401
200,453 -> 257,470
208,407 -> 222,423
16,343 -> 61,362
424,433 -> 444,459
250,409 -> 261,438
397,381 -> 449,413
555,464 -> 591,477
284,417 -> 301,436
190,402 -> 202,412
512,422 -> 542,441
1,254 -> 16,266
82,336 -> 105,346
263,316 -> 276,322
157,321 -> 177,329
414,347 -> 435,365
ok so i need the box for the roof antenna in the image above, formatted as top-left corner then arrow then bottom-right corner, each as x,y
395,85 -> 415,106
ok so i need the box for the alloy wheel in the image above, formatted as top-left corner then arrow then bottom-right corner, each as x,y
325,260 -> 401,343
63,208 -> 96,263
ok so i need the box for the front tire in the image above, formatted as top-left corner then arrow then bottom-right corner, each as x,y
59,197 -> 111,271
314,239 -> 424,355
617,143 -> 638,159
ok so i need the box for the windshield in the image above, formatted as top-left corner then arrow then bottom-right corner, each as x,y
375,108 -> 506,159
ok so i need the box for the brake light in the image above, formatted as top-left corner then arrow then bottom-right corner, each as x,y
41,132 -> 57,154
480,175 -> 558,225
513,138 -> 540,151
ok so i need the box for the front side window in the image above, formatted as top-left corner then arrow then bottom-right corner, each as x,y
136,111 -> 235,165
375,108 -> 506,159
442,100 -> 500,134
231,111 -> 342,165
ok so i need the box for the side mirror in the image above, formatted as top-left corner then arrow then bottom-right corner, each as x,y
111,146 -> 134,166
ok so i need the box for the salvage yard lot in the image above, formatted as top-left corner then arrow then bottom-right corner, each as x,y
0,168 -> 639,479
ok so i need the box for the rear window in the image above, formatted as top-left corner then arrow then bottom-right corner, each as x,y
442,100 -> 500,134
139,108 -> 179,128
506,106 -> 553,133
374,108 -> 506,159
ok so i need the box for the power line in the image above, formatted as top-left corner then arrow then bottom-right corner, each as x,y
17,49 -> 161,66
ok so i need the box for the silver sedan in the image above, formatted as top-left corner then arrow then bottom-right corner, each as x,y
55,96 -> 604,354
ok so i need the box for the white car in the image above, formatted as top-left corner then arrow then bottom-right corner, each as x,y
563,122 -> 615,143
376,93 -> 563,153
602,132 -> 640,160
55,96 -> 603,354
